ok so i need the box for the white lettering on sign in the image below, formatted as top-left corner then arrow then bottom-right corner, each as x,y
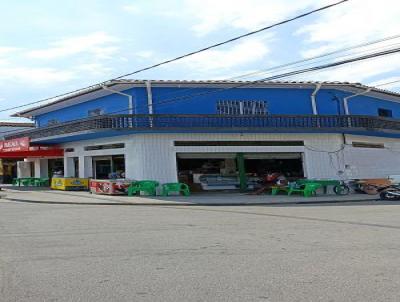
0,137 -> 30,152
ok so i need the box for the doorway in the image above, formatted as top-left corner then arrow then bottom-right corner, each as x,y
176,152 -> 304,192
48,158 -> 64,178
92,155 -> 125,179
0,159 -> 18,184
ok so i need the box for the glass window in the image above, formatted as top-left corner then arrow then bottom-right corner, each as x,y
88,108 -> 104,117
47,119 -> 60,126
378,108 -> 392,118
217,100 -> 267,115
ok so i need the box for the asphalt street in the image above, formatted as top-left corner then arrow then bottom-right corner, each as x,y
1,197 -> 400,302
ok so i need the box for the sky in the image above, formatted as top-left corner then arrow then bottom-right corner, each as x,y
0,0 -> 400,121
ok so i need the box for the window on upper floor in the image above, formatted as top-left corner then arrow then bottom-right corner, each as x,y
378,108 -> 392,118
352,142 -> 384,149
216,100 -> 268,115
84,143 -> 125,151
47,119 -> 60,126
88,108 -> 104,117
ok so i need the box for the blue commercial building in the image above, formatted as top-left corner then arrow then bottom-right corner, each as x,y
7,80 -> 400,191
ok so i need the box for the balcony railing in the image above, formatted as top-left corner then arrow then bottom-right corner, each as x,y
6,114 -> 400,141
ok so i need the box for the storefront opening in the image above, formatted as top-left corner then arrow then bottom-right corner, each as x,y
177,152 -> 304,192
0,159 -> 18,184
92,155 -> 125,179
48,158 -> 64,178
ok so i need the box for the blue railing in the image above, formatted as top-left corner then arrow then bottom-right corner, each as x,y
5,114 -> 400,140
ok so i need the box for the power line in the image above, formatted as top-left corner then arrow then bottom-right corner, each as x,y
230,34 -> 400,81
114,46 -> 400,113
2,0 -> 349,114
138,34 -> 400,101
374,79 -> 400,87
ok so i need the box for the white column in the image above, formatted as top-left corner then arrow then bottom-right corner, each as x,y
33,159 -> 41,178
124,140 -> 144,180
39,159 -> 49,177
32,158 -> 49,178
64,157 -> 75,178
17,161 -> 32,178
79,156 -> 92,178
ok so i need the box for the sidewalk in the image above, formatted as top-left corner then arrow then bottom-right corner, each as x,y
0,186 -> 379,206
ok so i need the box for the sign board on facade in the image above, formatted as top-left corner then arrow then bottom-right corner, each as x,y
0,137 -> 30,152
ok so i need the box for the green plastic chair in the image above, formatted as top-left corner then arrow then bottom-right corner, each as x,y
162,183 -> 190,196
271,185 -> 288,195
128,180 -> 159,196
287,182 -> 322,197
33,178 -> 49,187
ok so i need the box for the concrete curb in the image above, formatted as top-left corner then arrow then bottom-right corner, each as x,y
3,197 -> 380,207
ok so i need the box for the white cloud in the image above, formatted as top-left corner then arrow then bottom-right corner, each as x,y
295,0 -> 400,84
180,37 -> 270,73
136,50 -> 154,59
0,67 -> 76,85
0,47 -> 19,56
74,63 -> 113,76
27,32 -> 119,59
183,0 -> 317,36
297,0 -> 400,45
122,4 -> 141,14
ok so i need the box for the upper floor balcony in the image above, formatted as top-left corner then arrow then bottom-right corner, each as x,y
6,114 -> 400,144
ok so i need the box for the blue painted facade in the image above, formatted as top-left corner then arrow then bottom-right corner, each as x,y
36,93 -> 131,127
34,85 -> 400,127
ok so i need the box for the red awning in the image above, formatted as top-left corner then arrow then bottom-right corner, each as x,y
0,137 -> 63,158
0,148 -> 64,158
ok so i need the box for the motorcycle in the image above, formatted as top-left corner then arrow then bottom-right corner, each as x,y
378,184 -> 400,200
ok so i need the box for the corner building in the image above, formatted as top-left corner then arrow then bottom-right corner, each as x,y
6,80 -> 400,191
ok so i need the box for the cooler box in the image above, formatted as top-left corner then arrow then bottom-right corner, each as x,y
90,179 -> 131,195
51,178 -> 89,191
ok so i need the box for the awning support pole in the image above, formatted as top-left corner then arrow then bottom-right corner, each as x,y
237,153 -> 247,192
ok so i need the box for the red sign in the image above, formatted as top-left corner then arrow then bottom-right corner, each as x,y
0,137 -> 30,152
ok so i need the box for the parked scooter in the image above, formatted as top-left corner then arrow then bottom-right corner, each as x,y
378,184 -> 400,200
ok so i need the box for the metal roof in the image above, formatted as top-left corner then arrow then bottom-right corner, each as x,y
12,80 -> 400,118
0,122 -> 34,127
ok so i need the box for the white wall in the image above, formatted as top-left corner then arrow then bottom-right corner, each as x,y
60,132 -> 400,183
17,161 -> 32,178
343,135 -> 400,178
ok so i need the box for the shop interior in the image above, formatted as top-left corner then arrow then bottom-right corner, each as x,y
0,159 -> 18,184
92,155 -> 125,179
48,158 -> 64,178
177,152 -> 304,192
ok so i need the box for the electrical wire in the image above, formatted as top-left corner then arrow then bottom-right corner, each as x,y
110,46 -> 400,114
0,0 -> 350,114
151,35 -> 400,101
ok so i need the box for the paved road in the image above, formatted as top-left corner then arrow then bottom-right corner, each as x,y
1,198 -> 400,302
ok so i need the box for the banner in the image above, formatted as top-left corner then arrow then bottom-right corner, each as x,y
0,137 -> 30,152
